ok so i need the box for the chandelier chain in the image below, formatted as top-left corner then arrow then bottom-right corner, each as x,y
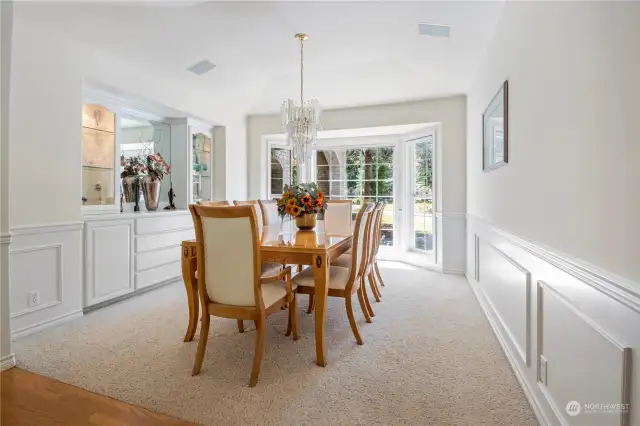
299,36 -> 304,105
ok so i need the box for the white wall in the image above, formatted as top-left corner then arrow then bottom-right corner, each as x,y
467,1 -> 640,285
467,3 -> 640,425
7,7 -> 247,339
247,96 -> 466,272
0,0 -> 15,370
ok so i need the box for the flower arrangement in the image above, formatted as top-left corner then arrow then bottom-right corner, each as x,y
120,153 -> 171,180
277,183 -> 327,218
144,152 -> 171,181
120,155 -> 146,178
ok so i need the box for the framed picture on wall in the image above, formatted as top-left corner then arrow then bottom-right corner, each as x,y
483,80 -> 509,171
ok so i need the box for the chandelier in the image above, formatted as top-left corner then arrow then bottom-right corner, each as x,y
281,33 -> 321,167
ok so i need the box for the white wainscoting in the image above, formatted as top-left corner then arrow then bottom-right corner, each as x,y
467,215 -> 639,426
437,212 -> 466,275
10,222 -> 83,339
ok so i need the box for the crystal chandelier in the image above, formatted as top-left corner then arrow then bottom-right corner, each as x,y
281,33 -> 321,167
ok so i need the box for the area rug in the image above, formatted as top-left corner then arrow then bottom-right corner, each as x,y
14,262 -> 537,426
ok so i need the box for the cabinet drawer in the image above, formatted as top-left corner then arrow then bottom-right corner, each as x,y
135,261 -> 181,289
136,214 -> 193,235
136,245 -> 181,272
136,229 -> 194,253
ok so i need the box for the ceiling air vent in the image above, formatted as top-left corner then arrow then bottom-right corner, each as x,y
418,23 -> 451,38
187,60 -> 216,75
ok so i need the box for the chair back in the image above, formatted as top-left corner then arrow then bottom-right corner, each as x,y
347,202 -> 374,285
258,199 -> 280,226
324,200 -> 352,235
233,200 -> 263,228
201,200 -> 229,207
189,205 -> 262,308
374,202 -> 385,254
366,203 -> 384,268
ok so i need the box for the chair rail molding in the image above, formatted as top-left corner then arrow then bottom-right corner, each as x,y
467,214 -> 640,426
0,232 -> 11,244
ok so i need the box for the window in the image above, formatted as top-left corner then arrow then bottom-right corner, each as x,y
316,147 -> 395,246
269,147 -> 297,198
410,136 -> 434,253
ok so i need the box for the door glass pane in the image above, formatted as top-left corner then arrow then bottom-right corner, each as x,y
380,201 -> 394,246
412,135 -> 434,254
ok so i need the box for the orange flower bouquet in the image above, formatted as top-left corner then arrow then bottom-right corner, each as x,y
277,183 -> 327,229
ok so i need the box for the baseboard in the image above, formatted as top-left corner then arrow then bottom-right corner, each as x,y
83,277 -> 180,314
467,276 -> 551,426
12,309 -> 83,340
442,268 -> 465,276
1,353 -> 16,371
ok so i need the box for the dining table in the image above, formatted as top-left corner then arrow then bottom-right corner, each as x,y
181,220 -> 352,367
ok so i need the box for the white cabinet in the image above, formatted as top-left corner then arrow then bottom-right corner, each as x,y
84,219 -> 135,307
84,211 -> 193,308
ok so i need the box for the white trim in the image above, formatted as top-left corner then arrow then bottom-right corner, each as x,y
0,354 -> 16,371
12,309 -> 83,340
435,212 -> 466,218
10,221 -> 84,236
467,214 -> 640,312
442,269 -> 465,275
536,280 -> 632,426
478,240 -> 532,366
0,232 -> 11,244
467,277 -> 553,426
10,244 -> 64,318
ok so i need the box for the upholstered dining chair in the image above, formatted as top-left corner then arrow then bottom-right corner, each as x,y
292,202 -> 374,345
201,200 -> 230,207
332,202 -> 384,316
324,200 -> 353,235
234,200 -> 282,278
189,204 -> 298,387
258,199 -> 280,227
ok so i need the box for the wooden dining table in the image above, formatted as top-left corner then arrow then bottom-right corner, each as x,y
181,220 -> 352,367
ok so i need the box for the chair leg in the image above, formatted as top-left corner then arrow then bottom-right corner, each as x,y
285,309 -> 292,337
357,284 -> 373,324
192,314 -> 211,376
290,294 -> 299,341
368,272 -> 381,302
250,317 -> 266,387
374,262 -> 385,287
307,294 -> 315,314
237,319 -> 245,333
361,281 -> 375,318
346,294 -> 363,345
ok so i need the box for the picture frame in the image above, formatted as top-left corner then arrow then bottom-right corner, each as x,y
483,80 -> 509,171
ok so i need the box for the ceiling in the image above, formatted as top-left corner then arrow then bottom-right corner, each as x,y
18,1 -> 505,115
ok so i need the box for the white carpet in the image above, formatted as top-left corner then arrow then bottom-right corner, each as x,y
14,262 -> 537,426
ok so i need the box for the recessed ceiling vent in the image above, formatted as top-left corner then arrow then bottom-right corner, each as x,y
187,60 -> 216,75
418,23 -> 451,38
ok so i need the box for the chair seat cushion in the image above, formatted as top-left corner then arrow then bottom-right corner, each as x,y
261,282 -> 288,308
292,266 -> 351,290
261,262 -> 283,278
331,254 -> 351,268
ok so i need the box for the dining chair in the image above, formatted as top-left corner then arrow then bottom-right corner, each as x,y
372,202 -> 387,288
292,202 -> 374,345
201,200 -> 230,207
189,204 -> 298,387
331,202 -> 384,316
234,200 -> 281,278
258,199 -> 280,226
324,199 -> 353,235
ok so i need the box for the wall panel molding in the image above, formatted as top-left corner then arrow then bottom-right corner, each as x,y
468,214 -> 640,312
10,244 -> 63,318
477,238 -> 532,366
537,280 -> 632,426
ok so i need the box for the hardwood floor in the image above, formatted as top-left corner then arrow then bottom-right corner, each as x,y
1,368 -> 196,426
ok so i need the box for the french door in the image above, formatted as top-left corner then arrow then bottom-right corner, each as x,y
407,135 -> 435,255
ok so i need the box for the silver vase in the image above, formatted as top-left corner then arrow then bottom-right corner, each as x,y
121,176 -> 140,203
141,175 -> 162,211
